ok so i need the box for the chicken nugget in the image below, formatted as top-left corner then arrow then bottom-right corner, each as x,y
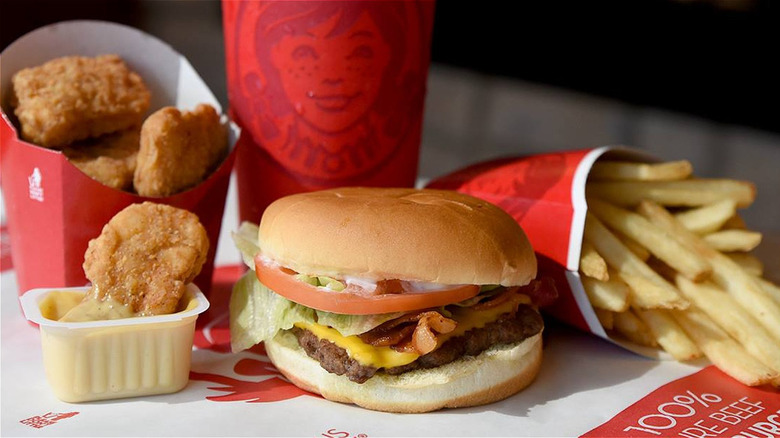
62,128 -> 140,191
134,104 -> 228,197
11,55 -> 150,148
83,202 -> 209,315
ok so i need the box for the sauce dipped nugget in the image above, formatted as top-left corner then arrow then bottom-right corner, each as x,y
134,104 -> 228,197
62,127 -> 141,191
62,202 -> 209,321
10,55 -> 150,148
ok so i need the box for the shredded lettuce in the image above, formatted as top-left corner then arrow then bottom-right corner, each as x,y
231,221 -> 346,292
232,221 -> 261,270
317,276 -> 346,291
314,309 -> 404,337
229,221 -> 407,351
229,271 -> 315,352
294,274 -> 319,286
229,271 -> 405,352
294,274 -> 345,291
452,285 -> 506,307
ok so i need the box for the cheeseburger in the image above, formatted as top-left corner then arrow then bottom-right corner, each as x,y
230,187 -> 554,413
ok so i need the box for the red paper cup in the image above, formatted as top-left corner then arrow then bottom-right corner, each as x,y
427,146 -> 666,358
0,21 -> 238,298
222,0 -> 436,222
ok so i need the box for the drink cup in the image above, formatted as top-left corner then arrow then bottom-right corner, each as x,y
222,0 -> 436,222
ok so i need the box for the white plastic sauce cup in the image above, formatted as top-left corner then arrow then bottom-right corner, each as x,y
20,284 -> 210,402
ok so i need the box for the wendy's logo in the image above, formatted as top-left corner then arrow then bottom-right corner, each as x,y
227,1 -> 431,184
28,167 -> 44,202
270,11 -> 391,134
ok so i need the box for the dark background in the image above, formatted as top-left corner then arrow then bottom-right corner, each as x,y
1,0 -> 773,133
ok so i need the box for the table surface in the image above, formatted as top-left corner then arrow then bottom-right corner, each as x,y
1,178 -> 778,437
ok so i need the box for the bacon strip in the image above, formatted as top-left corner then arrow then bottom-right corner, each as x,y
358,324 -> 415,347
472,286 -> 522,311
355,279 -> 558,356
410,312 -> 457,354
359,310 -> 457,355
522,277 -> 558,308
472,279 -> 557,310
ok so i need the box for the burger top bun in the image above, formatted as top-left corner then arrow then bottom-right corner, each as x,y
258,187 -> 536,286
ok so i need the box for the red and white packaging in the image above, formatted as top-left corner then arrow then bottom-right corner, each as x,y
583,366 -> 780,437
0,21 -> 239,297
427,146 -> 666,357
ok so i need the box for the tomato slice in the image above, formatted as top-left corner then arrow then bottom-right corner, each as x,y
254,255 -> 480,315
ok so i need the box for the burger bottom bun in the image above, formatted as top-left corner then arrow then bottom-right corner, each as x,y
265,330 -> 543,413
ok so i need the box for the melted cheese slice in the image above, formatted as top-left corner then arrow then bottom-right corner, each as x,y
437,294 -> 529,345
296,322 -> 420,368
295,295 -> 529,369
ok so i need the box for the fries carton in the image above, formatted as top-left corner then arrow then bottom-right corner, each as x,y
0,21 -> 239,298
427,146 -> 665,357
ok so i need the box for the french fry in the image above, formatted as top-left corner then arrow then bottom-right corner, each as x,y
580,241 -> 609,281
586,179 -> 755,208
582,274 -> 630,312
725,252 -> 764,277
674,199 -> 737,235
588,198 -> 711,281
594,308 -> 614,330
755,277 -> 780,306
703,229 -> 762,252
615,231 -> 651,262
614,310 -> 658,347
633,307 -> 702,361
589,160 -> 693,181
637,200 -> 780,343
584,157 -> 780,387
671,308 -> 777,386
584,214 -> 688,310
614,270 -> 686,310
676,276 -> 780,374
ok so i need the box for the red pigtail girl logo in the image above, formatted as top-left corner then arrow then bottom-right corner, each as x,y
227,1 -> 430,184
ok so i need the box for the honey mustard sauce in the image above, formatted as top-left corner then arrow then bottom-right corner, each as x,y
57,288 -> 136,322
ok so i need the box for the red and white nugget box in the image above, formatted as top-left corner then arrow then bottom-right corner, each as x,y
427,146 -> 665,357
0,20 -> 239,298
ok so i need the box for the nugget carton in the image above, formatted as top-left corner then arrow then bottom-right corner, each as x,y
427,146 -> 665,357
0,21 -> 239,297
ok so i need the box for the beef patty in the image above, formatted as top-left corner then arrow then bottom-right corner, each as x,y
292,304 -> 544,384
